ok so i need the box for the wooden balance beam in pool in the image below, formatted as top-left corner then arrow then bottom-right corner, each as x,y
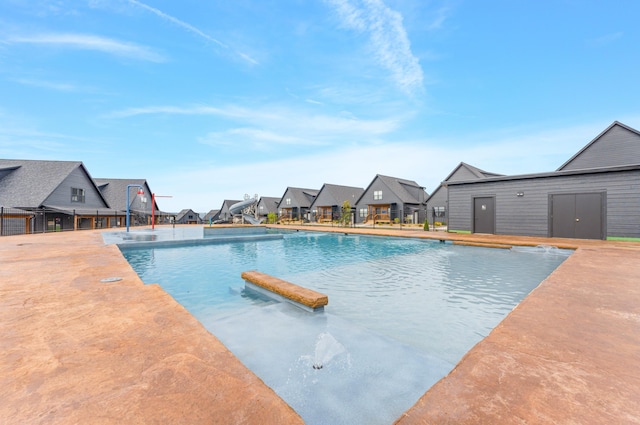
241,270 -> 328,313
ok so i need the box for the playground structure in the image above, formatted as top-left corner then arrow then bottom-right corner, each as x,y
229,194 -> 264,225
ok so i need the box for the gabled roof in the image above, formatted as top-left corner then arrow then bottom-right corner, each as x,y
444,162 -> 503,182
557,121 -> 640,171
311,183 -> 364,207
203,209 -> 219,221
357,174 -> 426,205
175,208 -> 199,221
257,196 -> 281,214
94,178 -> 159,212
277,187 -> 319,208
426,162 -> 502,203
447,163 -> 640,186
219,199 -> 242,211
0,159 -> 109,209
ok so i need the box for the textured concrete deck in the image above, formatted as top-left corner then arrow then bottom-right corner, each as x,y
0,230 -> 302,425
2,225 -> 640,424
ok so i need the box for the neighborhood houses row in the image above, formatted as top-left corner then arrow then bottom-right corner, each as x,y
2,121 -> 639,239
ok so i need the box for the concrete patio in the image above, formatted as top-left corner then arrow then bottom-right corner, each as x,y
1,225 -> 639,424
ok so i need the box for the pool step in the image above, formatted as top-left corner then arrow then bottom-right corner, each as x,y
241,270 -> 329,313
452,241 -> 513,249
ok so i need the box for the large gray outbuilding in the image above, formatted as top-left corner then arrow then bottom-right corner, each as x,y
447,121 -> 640,239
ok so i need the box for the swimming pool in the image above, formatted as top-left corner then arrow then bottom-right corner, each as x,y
118,229 -> 570,424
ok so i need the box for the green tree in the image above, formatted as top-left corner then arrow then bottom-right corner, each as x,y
340,200 -> 352,227
267,212 -> 277,224
424,220 -> 430,231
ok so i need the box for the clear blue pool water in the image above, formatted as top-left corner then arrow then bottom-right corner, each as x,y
116,228 -> 571,425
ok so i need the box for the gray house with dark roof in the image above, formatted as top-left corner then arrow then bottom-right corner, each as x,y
447,121 -> 640,239
256,196 -> 280,221
0,159 -> 119,233
277,187 -> 319,222
309,183 -> 364,223
214,200 -> 242,223
203,209 -> 219,224
175,209 -> 202,224
426,162 -> 502,226
94,178 -> 162,226
354,175 -> 428,224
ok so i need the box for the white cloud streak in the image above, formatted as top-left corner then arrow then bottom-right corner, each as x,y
326,0 -> 424,95
8,33 -> 165,62
106,103 -> 402,149
127,0 -> 226,48
126,0 -> 259,65
12,78 -> 78,92
588,31 -> 623,47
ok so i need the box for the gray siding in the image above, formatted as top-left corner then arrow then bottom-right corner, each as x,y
356,178 -> 425,223
448,166 -> 483,182
400,183 -> 426,202
448,169 -> 640,238
44,167 -> 108,208
560,125 -> 640,171
426,185 -> 448,222
128,185 -> 152,213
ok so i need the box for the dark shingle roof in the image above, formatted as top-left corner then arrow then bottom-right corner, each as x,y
0,159 -> 107,208
278,187 -> 319,208
313,183 -> 364,207
203,209 -> 219,221
375,174 -> 425,204
94,178 -> 153,211
257,197 -> 280,214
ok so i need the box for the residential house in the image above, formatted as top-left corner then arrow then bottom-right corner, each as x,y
214,200 -> 242,223
425,162 -> 502,226
175,209 -> 202,225
0,159 -> 118,233
355,175 -> 428,224
309,183 -> 364,223
203,209 -> 220,224
94,178 -> 161,227
256,196 -> 281,222
447,121 -> 640,239
277,187 -> 319,222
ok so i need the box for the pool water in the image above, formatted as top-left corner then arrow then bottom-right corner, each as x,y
120,231 -> 570,424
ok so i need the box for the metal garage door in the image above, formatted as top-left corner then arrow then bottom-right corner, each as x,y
551,193 -> 604,239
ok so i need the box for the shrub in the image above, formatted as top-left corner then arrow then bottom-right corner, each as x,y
423,220 -> 429,231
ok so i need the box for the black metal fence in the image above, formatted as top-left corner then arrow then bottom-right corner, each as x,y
0,206 -> 158,236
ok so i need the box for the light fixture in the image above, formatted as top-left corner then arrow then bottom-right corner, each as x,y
516,192 -> 524,197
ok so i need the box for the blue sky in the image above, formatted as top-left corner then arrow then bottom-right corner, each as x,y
2,0 -> 639,213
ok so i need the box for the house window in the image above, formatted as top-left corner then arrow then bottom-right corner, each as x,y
433,207 -> 445,218
359,208 -> 367,218
286,198 -> 291,205
71,188 -> 85,203
373,190 -> 382,200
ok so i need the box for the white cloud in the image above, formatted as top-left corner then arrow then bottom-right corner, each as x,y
588,31 -> 623,47
326,0 -> 424,95
126,0 -> 259,65
8,33 -> 165,62
198,128 -> 316,148
107,103 -> 403,145
12,78 -> 78,92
